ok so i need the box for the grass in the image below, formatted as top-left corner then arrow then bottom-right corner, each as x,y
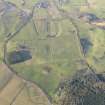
0,0 -> 105,100
7,0 -> 39,9
6,17 -> 83,97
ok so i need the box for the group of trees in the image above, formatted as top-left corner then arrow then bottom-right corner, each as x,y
54,69 -> 105,105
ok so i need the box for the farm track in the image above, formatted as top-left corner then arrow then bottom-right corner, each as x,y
9,83 -> 26,105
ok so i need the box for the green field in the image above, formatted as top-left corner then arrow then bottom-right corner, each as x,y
0,0 -> 105,99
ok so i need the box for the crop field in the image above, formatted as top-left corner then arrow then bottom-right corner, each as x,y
0,65 -> 50,105
0,64 -> 13,91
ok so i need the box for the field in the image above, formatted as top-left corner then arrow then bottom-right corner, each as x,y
0,0 -> 105,104
0,64 -> 50,105
8,16 -> 84,96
